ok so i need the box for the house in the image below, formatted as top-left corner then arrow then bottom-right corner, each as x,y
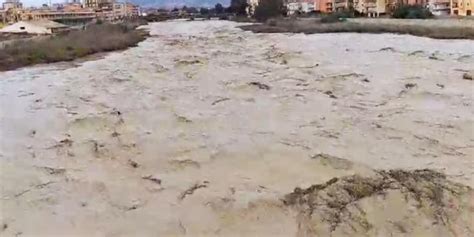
427,0 -> 450,15
287,0 -> 313,14
318,0 -> 334,13
0,19 -> 68,34
451,0 -> 473,15
2,0 -> 22,10
354,0 -> 388,17
334,0 -> 351,11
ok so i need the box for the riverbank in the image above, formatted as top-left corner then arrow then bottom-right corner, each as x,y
240,18 -> 474,40
0,23 -> 148,71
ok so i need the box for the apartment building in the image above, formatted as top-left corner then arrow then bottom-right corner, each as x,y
333,0 -> 350,11
2,0 -> 22,10
451,0 -> 473,15
318,0 -> 334,12
286,0 -> 315,14
354,0 -> 388,16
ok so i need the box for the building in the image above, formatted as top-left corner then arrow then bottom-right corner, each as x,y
354,0 -> 388,16
247,0 -> 260,15
94,1 -> 139,21
334,0 -> 351,11
125,2 -> 140,17
2,0 -> 22,10
318,0 -> 334,12
286,0 -> 316,14
20,9 -> 96,22
451,0 -> 473,15
84,0 -> 112,9
397,0 -> 428,5
0,19 -> 68,34
427,0 -> 450,15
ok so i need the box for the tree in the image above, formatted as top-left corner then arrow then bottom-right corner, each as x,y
200,7 -> 210,15
230,0 -> 248,15
215,3 -> 224,14
187,7 -> 198,14
181,5 -> 188,12
392,4 -> 433,19
254,0 -> 285,22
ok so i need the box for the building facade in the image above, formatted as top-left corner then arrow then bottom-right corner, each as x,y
354,0 -> 387,16
314,0 -> 334,13
2,0 -> 22,10
451,0 -> 473,15
286,0 -> 316,14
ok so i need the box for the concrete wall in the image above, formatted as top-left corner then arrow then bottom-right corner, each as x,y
0,21 -> 51,34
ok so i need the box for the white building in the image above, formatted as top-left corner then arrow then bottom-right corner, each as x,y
0,20 -> 68,34
354,0 -> 387,17
2,0 -> 23,10
287,0 -> 316,15
427,0 -> 451,15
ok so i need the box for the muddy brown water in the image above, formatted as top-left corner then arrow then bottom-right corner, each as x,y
1,20 -> 473,236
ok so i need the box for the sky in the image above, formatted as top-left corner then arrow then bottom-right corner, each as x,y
20,0 -> 64,7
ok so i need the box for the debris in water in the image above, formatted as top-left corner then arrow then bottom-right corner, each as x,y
37,166 -> 66,175
142,175 -> 161,185
178,181 -> 209,200
169,159 -> 201,169
175,114 -> 192,123
324,91 -> 337,99
462,72 -> 473,80
111,131 -> 120,137
428,54 -> 442,60
128,160 -> 139,168
310,153 -> 354,170
379,47 -> 396,52
404,83 -> 417,89
283,169 -> 472,234
211,97 -> 230,106
248,82 -> 271,90
408,50 -> 425,56
14,181 -> 55,198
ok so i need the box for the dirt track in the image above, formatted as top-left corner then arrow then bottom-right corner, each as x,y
1,20 -> 473,236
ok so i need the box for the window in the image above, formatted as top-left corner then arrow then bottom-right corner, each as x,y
20,26 -> 25,30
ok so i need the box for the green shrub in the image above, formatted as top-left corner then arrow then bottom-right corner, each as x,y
267,18 -> 278,26
392,5 -> 433,19
320,10 -> 354,24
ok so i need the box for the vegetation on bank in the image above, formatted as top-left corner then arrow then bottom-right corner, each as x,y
392,5 -> 433,19
254,0 -> 286,22
240,19 -> 474,40
0,22 -> 148,71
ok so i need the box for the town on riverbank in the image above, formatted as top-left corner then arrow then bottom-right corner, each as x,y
1,0 -> 473,30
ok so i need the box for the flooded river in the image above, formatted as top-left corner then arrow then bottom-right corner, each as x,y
1,21 -> 473,236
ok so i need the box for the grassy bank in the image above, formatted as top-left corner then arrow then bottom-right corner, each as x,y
239,18 -> 474,40
0,23 -> 148,71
